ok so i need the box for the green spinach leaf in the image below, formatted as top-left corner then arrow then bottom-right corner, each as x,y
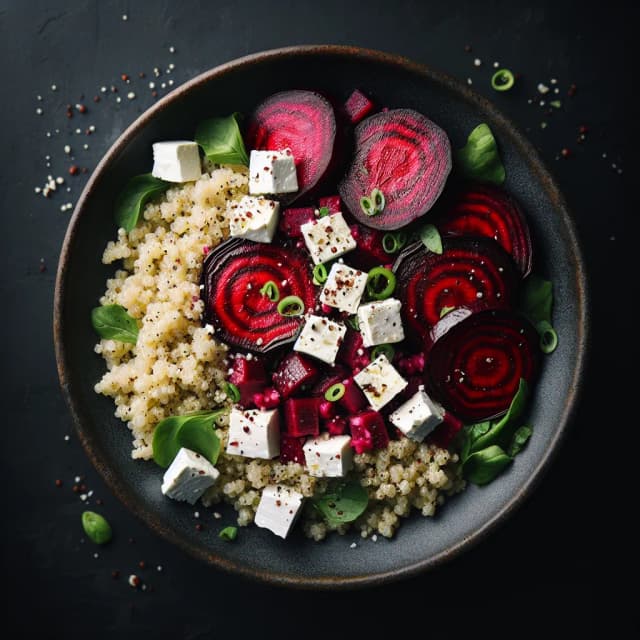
219,526 -> 238,541
114,173 -> 169,232
456,123 -> 506,185
195,113 -> 249,165
507,425 -> 533,457
460,421 -> 492,462
312,481 -> 368,525
419,223 -> 443,254
519,275 -> 558,353
464,445 -> 513,485
91,304 -> 139,344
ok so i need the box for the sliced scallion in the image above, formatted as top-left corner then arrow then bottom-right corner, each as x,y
312,263 -> 328,285
382,233 -> 400,254
259,280 -> 280,302
318,206 -> 330,218
366,267 -> 396,300
537,320 -> 558,354
370,188 -> 385,212
325,383 -> 346,402
360,195 -> 375,216
491,69 -> 515,92
277,295 -> 305,317
225,382 -> 241,404
371,344 -> 395,361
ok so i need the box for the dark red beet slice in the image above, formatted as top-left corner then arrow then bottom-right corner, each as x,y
349,224 -> 389,268
309,365 -> 349,397
279,434 -> 306,464
424,308 -> 540,422
344,89 -> 375,124
245,90 -> 337,203
428,411 -> 463,449
283,397 -> 320,438
202,239 -> 317,354
337,329 -> 370,371
437,184 -> 533,276
272,353 -> 320,399
339,109 -> 452,230
338,377 -> 368,414
228,356 -> 266,407
279,207 -> 315,238
394,238 -> 518,340
318,195 -> 342,214
349,410 -> 390,453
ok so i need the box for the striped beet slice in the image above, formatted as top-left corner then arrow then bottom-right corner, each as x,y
245,90 -> 337,202
437,184 -> 533,276
339,109 -> 452,230
393,238 -> 518,340
202,239 -> 317,354
424,308 -> 539,421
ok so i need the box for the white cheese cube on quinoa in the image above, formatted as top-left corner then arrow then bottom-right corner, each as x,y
357,298 -> 405,347
354,354 -> 408,411
161,447 -> 220,505
152,141 -> 202,182
249,149 -> 299,195
293,314 -> 346,365
228,195 -> 280,243
300,212 -> 356,265
389,388 -> 445,441
254,484 -> 304,539
303,434 -> 353,478
319,263 -> 368,314
226,407 -> 280,459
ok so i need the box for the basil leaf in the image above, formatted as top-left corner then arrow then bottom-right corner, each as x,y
312,481 -> 368,525
507,425 -> 533,457
464,445 -> 513,485
91,304 -> 139,344
195,113 -> 249,166
219,526 -> 238,541
419,223 -> 443,254
152,409 -> 225,468
114,173 -> 169,232
456,123 -> 506,185
519,275 -> 558,353
469,379 -> 528,454
460,421 -> 492,462
81,511 -> 113,545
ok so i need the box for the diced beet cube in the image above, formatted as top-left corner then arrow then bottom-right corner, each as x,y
272,353 -> 320,399
279,207 -> 316,238
349,224 -> 389,268
309,365 -> 349,396
318,399 -> 337,420
283,397 -> 320,437
279,434 -> 306,464
428,410 -> 463,449
253,387 -> 281,410
397,352 -> 425,376
318,195 -> 342,214
349,409 -> 390,453
338,377 -> 368,414
326,416 -> 347,436
337,329 -> 370,370
229,356 -> 267,407
344,89 -> 375,124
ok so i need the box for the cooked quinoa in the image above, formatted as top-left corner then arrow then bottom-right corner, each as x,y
94,165 -> 465,540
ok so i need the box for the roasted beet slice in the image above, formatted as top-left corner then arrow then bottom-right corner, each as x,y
344,89 -> 375,124
437,184 -> 533,276
339,109 -> 452,230
279,207 -> 316,238
428,411 -> 464,449
424,308 -> 539,422
202,239 -> 317,353
394,238 -> 518,340
245,90 -> 337,202
349,224 -> 389,268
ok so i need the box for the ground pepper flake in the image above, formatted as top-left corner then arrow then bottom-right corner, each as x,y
111,570 -> 120,579
55,479 -> 62,487
69,165 -> 79,176
561,148 -> 572,158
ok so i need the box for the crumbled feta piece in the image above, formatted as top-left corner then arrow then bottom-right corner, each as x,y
254,484 -> 304,538
249,149 -> 298,195
293,314 -> 346,365
319,263 -> 368,314
300,212 -> 356,265
354,354 -> 408,411
389,388 -> 444,441
303,434 -> 353,478
228,195 -> 280,243
226,407 -> 280,459
357,298 -> 405,347
151,141 -> 202,182
161,447 -> 220,505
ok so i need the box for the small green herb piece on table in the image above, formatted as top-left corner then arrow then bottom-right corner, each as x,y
219,526 -> 238,541
82,511 -> 113,545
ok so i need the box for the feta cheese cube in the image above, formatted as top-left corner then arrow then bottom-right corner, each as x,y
228,195 -> 280,243
249,149 -> 298,195
254,484 -> 304,538
389,388 -> 444,441
303,434 -> 353,477
319,263 -> 368,314
357,298 -> 405,347
354,354 -> 408,411
293,314 -> 346,365
152,141 -> 202,182
161,447 -> 220,505
226,407 -> 280,459
300,212 -> 356,265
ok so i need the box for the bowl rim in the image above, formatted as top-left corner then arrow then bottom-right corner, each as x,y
53,44 -> 589,590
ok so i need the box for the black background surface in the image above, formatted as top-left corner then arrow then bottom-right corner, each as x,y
0,1 -> 628,637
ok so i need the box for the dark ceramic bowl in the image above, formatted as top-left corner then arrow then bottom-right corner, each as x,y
54,45 -> 588,589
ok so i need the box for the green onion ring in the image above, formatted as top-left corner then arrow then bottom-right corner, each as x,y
371,344 -> 395,361
225,382 -> 241,403
537,320 -> 558,354
382,233 -> 400,254
277,295 -> 305,317
324,383 -> 346,402
360,195 -> 376,216
366,267 -> 396,300
318,206 -> 330,218
312,263 -> 328,285
370,188 -> 385,212
345,315 -> 359,330
491,68 -> 515,92
259,280 -> 280,302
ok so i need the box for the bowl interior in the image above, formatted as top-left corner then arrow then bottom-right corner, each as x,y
55,46 -> 586,588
